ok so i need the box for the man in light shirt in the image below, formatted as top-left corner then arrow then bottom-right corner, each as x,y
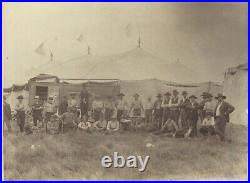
199,110 -> 215,137
15,95 -> 26,133
214,93 -> 235,142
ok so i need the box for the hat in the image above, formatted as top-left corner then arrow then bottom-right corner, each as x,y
156,93 -> 162,98
164,92 -> 171,96
34,96 -> 39,99
189,95 -> 197,99
17,95 -> 24,100
69,92 -> 77,96
205,110 -> 213,116
117,93 -> 125,97
201,92 -> 213,98
182,91 -> 188,95
215,93 -> 226,100
173,90 -> 179,94
133,93 -> 140,97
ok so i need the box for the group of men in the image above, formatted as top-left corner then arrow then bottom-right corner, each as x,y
3,89 -> 235,142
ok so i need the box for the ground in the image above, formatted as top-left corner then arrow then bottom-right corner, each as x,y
3,122 -> 248,180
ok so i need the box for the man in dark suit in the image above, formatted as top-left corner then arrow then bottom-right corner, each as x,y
186,95 -> 199,137
179,91 -> 190,130
3,95 -> 12,132
214,93 -> 235,142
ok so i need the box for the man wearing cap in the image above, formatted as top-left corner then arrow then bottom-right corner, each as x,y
115,93 -> 128,122
179,91 -> 191,130
169,89 -> 180,126
153,94 -> 163,129
144,96 -> 154,123
129,93 -> 144,117
185,95 -> 199,137
214,93 -> 234,142
3,95 -> 12,133
79,91 -> 89,119
15,95 -> 26,132
161,92 -> 171,127
31,96 -> 43,127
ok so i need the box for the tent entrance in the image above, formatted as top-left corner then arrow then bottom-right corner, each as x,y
36,86 -> 48,101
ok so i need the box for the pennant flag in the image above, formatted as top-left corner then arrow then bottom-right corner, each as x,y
76,34 -> 84,42
35,42 -> 46,56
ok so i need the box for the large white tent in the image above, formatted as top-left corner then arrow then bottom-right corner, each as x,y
223,63 -> 248,125
28,47 -> 200,84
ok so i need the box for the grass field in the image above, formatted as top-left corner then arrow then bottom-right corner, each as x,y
3,123 -> 248,180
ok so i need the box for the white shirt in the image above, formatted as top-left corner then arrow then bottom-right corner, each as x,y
202,117 -> 215,126
215,102 -> 223,116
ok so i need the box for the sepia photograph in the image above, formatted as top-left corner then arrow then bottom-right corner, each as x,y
2,2 -> 248,180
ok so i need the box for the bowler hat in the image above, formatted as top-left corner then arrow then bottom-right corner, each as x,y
117,93 -> 125,97
182,91 -> 188,95
156,94 -> 162,98
164,92 -> 171,96
173,90 -> 179,94
133,93 -> 140,97
17,95 -> 24,100
205,110 -> 213,116
189,95 -> 197,99
215,93 -> 226,100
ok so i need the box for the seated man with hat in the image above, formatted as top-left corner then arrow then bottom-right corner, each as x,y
214,93 -> 235,142
199,110 -> 215,137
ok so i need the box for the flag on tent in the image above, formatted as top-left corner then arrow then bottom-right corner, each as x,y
35,42 -> 46,56
76,34 -> 85,42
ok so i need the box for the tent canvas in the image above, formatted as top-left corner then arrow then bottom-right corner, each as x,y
223,63 -> 248,125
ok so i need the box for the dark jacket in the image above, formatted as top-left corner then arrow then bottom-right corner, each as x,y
3,102 -> 12,121
187,101 -> 199,121
214,101 -> 235,122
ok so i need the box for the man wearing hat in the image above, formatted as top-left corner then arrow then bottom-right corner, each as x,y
115,93 -> 128,122
185,95 -> 199,137
15,95 -> 26,132
214,93 -> 235,142
44,96 -> 57,132
169,90 -> 180,125
68,92 -> 78,108
144,96 -> 154,123
31,96 -> 43,127
179,91 -> 191,130
79,91 -> 89,119
153,94 -> 163,129
104,96 -> 115,122
3,95 -> 12,133
199,109 -> 215,137
129,93 -> 144,117
92,94 -> 104,121
199,92 -> 214,121
161,92 -> 171,127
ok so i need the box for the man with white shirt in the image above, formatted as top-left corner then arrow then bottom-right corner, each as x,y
15,95 -> 26,133
144,96 -> 154,123
214,93 -> 234,142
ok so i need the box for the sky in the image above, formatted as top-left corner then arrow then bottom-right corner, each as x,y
2,2 -> 248,87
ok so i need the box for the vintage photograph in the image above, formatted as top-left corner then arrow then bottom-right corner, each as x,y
2,2 -> 248,180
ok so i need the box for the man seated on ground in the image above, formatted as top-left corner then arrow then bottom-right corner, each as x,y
107,117 -> 120,132
120,111 -> 132,131
58,106 -> 76,133
199,110 -> 215,137
78,115 -> 92,131
94,120 -> 108,131
152,118 -> 178,137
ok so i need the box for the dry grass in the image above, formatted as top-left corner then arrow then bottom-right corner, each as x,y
3,123 -> 248,180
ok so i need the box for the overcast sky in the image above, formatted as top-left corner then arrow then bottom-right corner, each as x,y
2,2 -> 248,87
